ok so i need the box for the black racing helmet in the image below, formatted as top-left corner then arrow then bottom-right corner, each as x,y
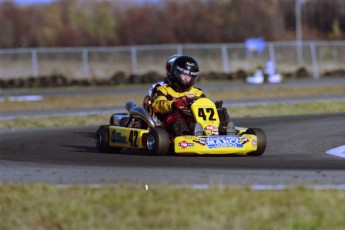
165,54 -> 182,77
169,56 -> 199,91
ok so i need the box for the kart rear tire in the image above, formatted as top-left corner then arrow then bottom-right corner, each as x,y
246,128 -> 266,156
96,125 -> 122,153
146,127 -> 170,156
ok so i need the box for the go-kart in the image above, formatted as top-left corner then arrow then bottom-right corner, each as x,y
96,96 -> 266,156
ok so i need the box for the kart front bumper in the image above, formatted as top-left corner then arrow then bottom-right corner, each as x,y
174,134 -> 258,155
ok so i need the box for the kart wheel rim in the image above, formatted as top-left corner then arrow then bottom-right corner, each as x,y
147,135 -> 155,150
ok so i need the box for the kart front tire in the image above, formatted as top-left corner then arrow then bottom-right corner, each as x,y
146,128 -> 170,156
96,125 -> 122,153
246,128 -> 266,156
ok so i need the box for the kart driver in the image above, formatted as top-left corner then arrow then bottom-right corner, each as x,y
151,55 -> 205,136
143,54 -> 181,116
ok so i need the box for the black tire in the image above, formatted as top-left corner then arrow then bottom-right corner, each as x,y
146,128 -> 170,156
109,116 -> 115,125
245,128 -> 266,156
96,125 -> 122,153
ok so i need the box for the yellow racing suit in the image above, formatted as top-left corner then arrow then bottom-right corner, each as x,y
151,84 -> 205,136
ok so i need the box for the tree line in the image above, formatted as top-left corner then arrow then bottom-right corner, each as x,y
0,0 -> 344,48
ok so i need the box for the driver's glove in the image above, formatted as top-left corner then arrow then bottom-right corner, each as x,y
172,97 -> 190,115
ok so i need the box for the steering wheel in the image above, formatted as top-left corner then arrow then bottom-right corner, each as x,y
185,96 -> 201,107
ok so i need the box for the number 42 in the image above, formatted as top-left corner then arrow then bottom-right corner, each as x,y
198,108 -> 216,121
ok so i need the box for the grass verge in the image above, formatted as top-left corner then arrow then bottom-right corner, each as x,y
1,100 -> 344,129
1,84 -> 344,111
1,184 -> 344,230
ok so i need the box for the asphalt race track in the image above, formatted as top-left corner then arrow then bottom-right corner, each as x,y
1,113 -> 345,188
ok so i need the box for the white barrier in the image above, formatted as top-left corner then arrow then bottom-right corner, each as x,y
0,41 -> 344,79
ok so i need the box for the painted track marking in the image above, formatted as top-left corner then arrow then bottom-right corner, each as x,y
326,145 -> 345,158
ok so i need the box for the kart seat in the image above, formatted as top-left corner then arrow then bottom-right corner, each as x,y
110,113 -> 130,127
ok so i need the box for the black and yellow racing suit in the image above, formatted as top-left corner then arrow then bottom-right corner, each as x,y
151,84 -> 205,136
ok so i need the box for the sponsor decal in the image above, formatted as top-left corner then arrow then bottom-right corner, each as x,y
204,125 -> 218,135
193,137 -> 206,146
206,125 -> 214,131
111,130 -> 127,143
178,141 -> 194,148
205,137 -> 247,148
204,126 -> 218,135
252,140 -> 257,147
177,66 -> 188,74
190,71 -> 199,76
186,61 -> 195,66
176,66 -> 199,76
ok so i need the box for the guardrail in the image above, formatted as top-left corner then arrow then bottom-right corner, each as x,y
0,41 -> 344,79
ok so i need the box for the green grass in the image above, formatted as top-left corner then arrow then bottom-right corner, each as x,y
228,100 -> 345,117
1,184 -> 344,230
1,84 -> 344,112
0,100 -> 344,129
0,83 -> 344,129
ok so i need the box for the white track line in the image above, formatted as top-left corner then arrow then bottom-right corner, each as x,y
49,183 -> 345,190
326,145 -> 345,158
0,95 -> 43,102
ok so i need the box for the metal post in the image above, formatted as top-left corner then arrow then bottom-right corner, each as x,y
131,47 -> 138,74
31,49 -> 38,78
268,43 -> 276,64
177,45 -> 183,55
295,0 -> 303,63
82,48 -> 89,78
221,45 -> 230,72
310,42 -> 319,79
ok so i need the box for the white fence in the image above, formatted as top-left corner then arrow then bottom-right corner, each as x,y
0,41 -> 344,79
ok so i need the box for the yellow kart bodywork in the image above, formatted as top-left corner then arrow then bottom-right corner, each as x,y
105,126 -> 261,156
108,126 -> 149,149
174,133 -> 258,155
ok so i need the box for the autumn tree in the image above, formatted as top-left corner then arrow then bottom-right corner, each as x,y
0,0 -> 344,48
